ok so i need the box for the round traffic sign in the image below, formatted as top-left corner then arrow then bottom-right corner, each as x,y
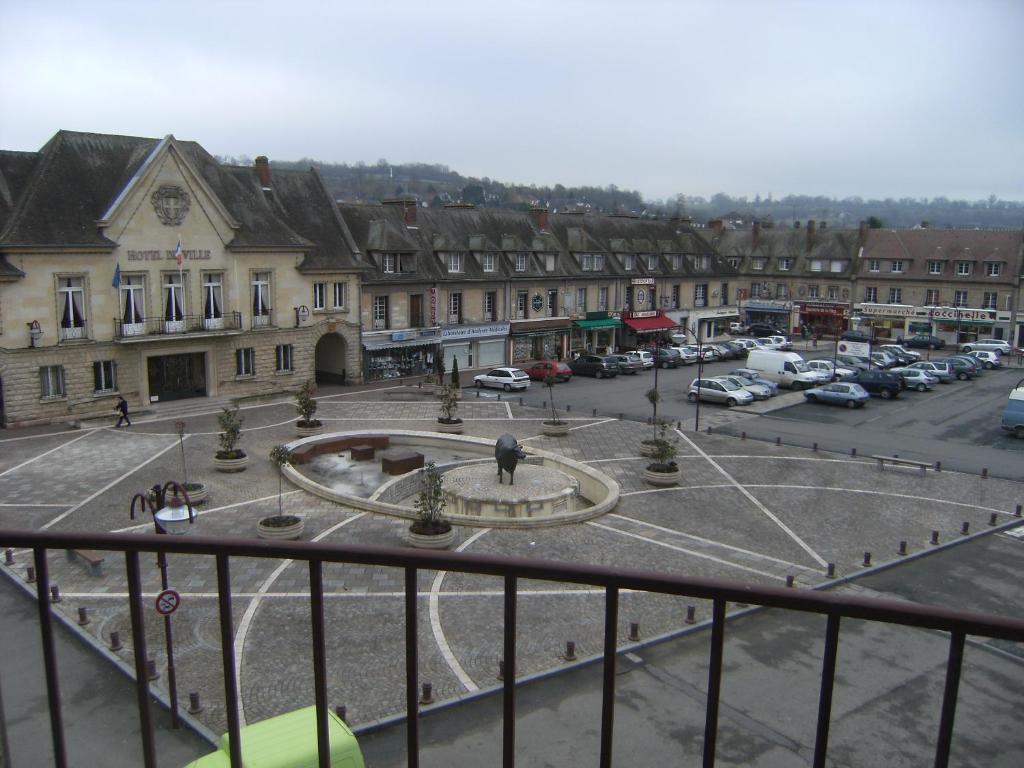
155,589 -> 181,616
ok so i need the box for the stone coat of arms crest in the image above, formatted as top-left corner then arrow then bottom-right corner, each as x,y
151,185 -> 191,226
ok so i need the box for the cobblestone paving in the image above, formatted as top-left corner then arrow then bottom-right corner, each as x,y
2,388 -> 1022,735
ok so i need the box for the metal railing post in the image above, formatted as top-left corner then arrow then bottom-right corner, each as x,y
125,550 -> 156,768
599,586 -> 620,768
405,567 -> 420,768
309,560 -> 330,768
34,547 -> 68,768
217,554 -> 243,768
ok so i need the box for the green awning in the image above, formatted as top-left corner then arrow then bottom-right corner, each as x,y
574,318 -> 622,330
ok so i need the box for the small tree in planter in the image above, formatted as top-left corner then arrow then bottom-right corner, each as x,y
214,406 -> 248,471
174,419 -> 207,502
269,445 -> 292,515
450,357 -> 461,388
407,462 -> 453,548
258,445 -> 303,539
640,388 -> 661,456
295,380 -> 321,431
643,420 -> 681,486
542,373 -> 569,436
436,384 -> 463,433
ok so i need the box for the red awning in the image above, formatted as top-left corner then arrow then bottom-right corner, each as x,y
622,313 -> 678,333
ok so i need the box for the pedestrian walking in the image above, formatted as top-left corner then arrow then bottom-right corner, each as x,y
114,396 -> 131,428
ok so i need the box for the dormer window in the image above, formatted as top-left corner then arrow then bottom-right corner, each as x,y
727,257 -> 739,268
515,253 -> 529,272
672,255 -> 682,270
891,260 -> 904,273
779,258 -> 791,271
985,262 -> 1001,277
545,253 -> 556,271
622,254 -> 635,271
482,253 -> 495,272
752,258 -> 765,271
383,253 -> 395,273
868,259 -> 880,272
447,252 -> 463,273
928,260 -> 942,275
381,252 -> 415,274
581,254 -> 604,271
646,254 -> 658,270
957,261 -> 972,276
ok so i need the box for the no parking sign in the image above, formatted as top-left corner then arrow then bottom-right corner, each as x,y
155,589 -> 181,616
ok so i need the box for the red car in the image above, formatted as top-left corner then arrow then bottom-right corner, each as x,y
522,360 -> 573,382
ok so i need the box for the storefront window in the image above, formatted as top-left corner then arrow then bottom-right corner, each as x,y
366,345 -> 438,381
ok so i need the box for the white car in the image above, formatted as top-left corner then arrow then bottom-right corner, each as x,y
767,335 -> 792,350
668,345 -> 699,364
629,350 -> 655,369
967,350 -> 1001,369
960,339 -> 1011,355
752,337 -> 778,350
731,338 -> 759,351
681,344 -> 718,362
806,359 -> 855,381
473,367 -> 530,391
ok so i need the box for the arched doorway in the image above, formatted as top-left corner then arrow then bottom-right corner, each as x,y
314,333 -> 348,385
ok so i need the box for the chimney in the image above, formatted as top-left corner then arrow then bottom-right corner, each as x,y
529,206 -> 549,232
709,219 -> 724,236
858,220 -> 868,245
752,220 -> 761,250
806,220 -> 816,252
255,156 -> 271,188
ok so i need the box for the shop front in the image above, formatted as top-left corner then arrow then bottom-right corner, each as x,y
363,329 -> 441,381
441,321 -> 510,372
743,300 -> 793,333
794,301 -> 850,338
853,304 -> 998,344
510,318 -> 571,364
621,311 -> 679,348
687,307 -> 740,341
571,312 -> 622,355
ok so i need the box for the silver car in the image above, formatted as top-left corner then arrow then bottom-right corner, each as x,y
806,359 -> 855,381
907,361 -> 953,383
718,374 -> 772,400
687,377 -> 754,407
891,367 -> 938,392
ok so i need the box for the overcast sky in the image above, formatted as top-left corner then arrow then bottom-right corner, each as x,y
2,0 -> 1021,202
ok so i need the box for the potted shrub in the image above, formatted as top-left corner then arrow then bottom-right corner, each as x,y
450,357 -> 461,388
642,420 -> 681,486
436,384 -> 464,434
542,373 -> 570,437
213,406 -> 248,472
258,445 -> 303,539
406,462 -> 455,549
295,379 -> 323,437
174,419 -> 207,503
639,388 -> 661,457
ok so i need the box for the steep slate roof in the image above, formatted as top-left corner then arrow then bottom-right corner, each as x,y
856,228 -> 1023,283
715,225 -> 859,278
0,130 -> 363,271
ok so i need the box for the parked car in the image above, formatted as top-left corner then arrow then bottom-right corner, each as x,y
522,360 -> 573,382
630,350 -> 655,369
905,334 -> 945,350
748,323 -> 783,338
645,347 -> 681,369
767,335 -> 793,351
907,360 -> 954,383
473,367 -> 531,391
731,338 -> 759,351
806,359 -> 855,381
841,370 -> 903,399
836,354 -> 870,372
967,350 -> 1001,369
744,350 -> 820,390
687,377 -> 754,407
680,344 -> 717,362
711,342 -> 741,360
869,350 -> 899,369
944,354 -> 983,375
878,344 -> 921,363
608,353 -> 644,375
804,381 -> 871,408
668,345 -> 699,364
728,368 -> 780,396
569,354 -> 620,378
960,339 -> 1012,355
751,337 -> 778,350
891,367 -> 938,392
933,356 -> 977,380
718,374 -> 772,400
1001,382 -> 1024,438
840,330 -> 872,343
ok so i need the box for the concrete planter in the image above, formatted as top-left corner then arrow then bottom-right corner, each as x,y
296,421 -> 324,438
642,466 -> 681,486
436,419 -> 464,434
542,421 -> 571,437
256,516 -> 304,540
183,482 -> 208,504
639,441 -> 660,458
406,526 -> 456,549
213,453 -> 249,473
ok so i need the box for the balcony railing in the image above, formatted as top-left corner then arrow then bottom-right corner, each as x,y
3,528 -> 1023,768
113,312 -> 242,339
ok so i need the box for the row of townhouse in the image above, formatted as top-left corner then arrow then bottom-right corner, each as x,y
2,130 -> 1021,427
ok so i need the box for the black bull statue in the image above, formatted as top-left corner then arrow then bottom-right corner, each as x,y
495,434 -> 527,485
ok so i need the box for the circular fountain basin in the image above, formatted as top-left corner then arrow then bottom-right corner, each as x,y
442,463 -> 578,520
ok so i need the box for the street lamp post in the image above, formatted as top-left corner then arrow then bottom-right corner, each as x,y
682,324 -> 704,432
130,481 -> 196,729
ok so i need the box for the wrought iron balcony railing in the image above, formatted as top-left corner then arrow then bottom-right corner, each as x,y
3,528 -> 1023,768
113,312 -> 243,339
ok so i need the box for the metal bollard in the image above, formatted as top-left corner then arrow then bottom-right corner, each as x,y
26,566 -> 35,583
497,660 -> 505,680
898,540 -> 907,555
628,622 -> 640,642
741,431 -> 746,440
775,436 -> 781,446
519,397 -> 523,406
935,461 -> 941,472
826,562 -> 835,578
989,513 -> 998,526
813,442 -> 818,452
785,575 -> 795,587
862,552 -> 872,567
982,467 -> 988,479
930,530 -> 940,545
961,522 -> 970,536
542,400 -> 546,409
566,404 -> 571,412
685,605 -> 696,624
1016,504 -> 1023,517
334,705 -> 346,723
851,447 -> 857,458
50,585 -> 61,603
676,421 -> 681,430
189,692 -> 204,714
592,408 -> 597,416
563,641 -> 577,661
476,390 -> 480,398
4,548 -> 13,565
618,412 -> 623,420
420,683 -> 434,704
497,393 -> 501,401
109,631 -> 123,651
706,426 -> 712,434
77,607 -> 90,626
146,659 -> 159,680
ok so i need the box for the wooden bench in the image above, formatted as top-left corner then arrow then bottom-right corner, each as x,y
65,548 -> 105,576
870,455 -> 931,475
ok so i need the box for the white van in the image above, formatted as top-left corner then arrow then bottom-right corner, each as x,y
745,349 -> 820,390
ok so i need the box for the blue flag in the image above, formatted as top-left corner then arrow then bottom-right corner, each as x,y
112,263 -> 121,289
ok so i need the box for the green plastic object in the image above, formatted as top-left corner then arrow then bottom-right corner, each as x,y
184,706 -> 364,768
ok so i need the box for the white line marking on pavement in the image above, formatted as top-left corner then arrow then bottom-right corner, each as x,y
505,400 -> 513,420
430,528 -> 491,693
111,491 -> 306,533
0,503 -> 68,508
621,484 -> 733,496
587,521 -> 787,580
41,437 -> 183,530
676,429 -> 828,568
584,456 -> 645,463
744,484 -> 1013,515
570,418 -> 616,431
607,513 -> 807,569
0,427 -> 97,443
0,430 -> 96,478
234,513 -> 366,726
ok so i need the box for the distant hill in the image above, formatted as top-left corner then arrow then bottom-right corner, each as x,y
219,155 -> 1024,230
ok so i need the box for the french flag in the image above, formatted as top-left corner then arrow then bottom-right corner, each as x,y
174,236 -> 184,267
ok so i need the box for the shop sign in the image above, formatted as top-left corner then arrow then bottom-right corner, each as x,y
429,288 -> 437,325
586,311 -> 615,320
859,303 -> 915,317
795,302 -> 848,316
419,329 -> 438,337
625,310 -> 659,319
441,322 -> 510,340
927,307 -> 994,322
391,331 -> 414,341
745,300 -> 791,311
631,277 -> 655,285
